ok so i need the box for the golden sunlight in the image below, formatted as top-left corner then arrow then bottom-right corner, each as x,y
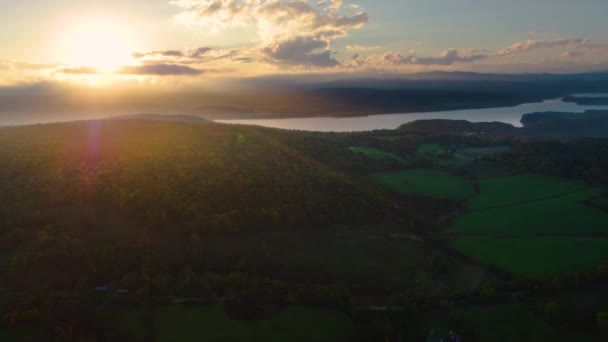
56,17 -> 137,70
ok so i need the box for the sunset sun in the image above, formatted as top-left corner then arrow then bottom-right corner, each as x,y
57,17 -> 137,70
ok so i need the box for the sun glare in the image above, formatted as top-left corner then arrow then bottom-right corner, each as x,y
56,17 -> 137,70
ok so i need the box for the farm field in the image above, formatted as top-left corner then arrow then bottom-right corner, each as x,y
438,154 -> 474,168
154,306 -> 355,342
348,146 -> 409,165
590,197 -> 608,211
456,145 -> 511,158
453,172 -> 608,277
422,302 -> 599,341
454,189 -> 608,236
461,161 -> 514,179
112,308 -> 148,341
454,236 -> 608,277
417,143 -> 446,156
0,327 -> 46,342
468,174 -> 589,210
370,169 -> 473,199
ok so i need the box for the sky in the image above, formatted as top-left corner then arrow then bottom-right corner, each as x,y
2,0 -> 608,87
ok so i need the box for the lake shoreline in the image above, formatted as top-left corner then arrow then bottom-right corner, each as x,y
216,97 -> 608,132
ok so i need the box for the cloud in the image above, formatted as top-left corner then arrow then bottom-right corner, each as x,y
368,49 -> 489,66
0,59 -> 59,71
498,39 -> 586,56
133,46 -> 213,60
261,36 -> 339,67
578,42 -> 608,53
171,0 -> 368,67
329,0 -> 343,9
561,50 -> 585,58
346,44 -> 382,52
59,67 -> 99,75
119,64 -> 205,76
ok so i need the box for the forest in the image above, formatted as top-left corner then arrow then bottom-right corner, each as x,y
1,118 -> 608,341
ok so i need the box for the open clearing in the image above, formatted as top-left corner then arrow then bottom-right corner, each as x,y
454,189 -> 608,236
454,237 -> 608,277
468,174 -> 589,210
453,173 -> 608,277
456,146 -> 511,158
417,143 -> 446,155
371,169 -> 473,199
438,154 -> 474,168
154,306 -> 355,342
422,302 -> 599,341
348,146 -> 409,165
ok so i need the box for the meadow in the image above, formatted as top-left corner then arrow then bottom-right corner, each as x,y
422,302 -> 599,341
453,172 -> 608,277
154,306 -> 355,342
454,237 -> 608,277
348,146 -> 409,165
110,305 -> 355,342
454,189 -> 608,236
371,169 -> 473,199
417,143 -> 446,155
456,146 -> 511,158
468,174 -> 589,210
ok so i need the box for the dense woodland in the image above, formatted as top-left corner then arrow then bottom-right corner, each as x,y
1,118 -> 608,340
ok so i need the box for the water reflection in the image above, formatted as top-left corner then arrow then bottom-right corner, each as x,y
217,98 -> 608,132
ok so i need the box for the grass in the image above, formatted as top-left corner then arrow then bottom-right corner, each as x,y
112,307 -> 148,341
0,327 -> 46,341
453,237 -> 608,277
348,146 -> 408,165
154,305 -> 355,342
468,174 -> 589,210
454,189 -> 608,236
371,169 -> 473,199
423,302 -> 598,342
417,143 -> 446,155
456,146 -> 511,158
438,154 -> 474,168
461,162 -> 514,180
590,197 -> 608,210
453,173 -> 608,277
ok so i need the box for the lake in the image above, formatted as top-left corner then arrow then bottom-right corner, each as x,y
216,98 -> 608,132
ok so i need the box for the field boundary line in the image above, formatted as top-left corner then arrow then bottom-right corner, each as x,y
469,187 -> 594,213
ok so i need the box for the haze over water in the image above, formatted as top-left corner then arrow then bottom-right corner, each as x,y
216,97 -> 608,132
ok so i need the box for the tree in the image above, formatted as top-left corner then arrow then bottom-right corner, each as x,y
598,312 -> 608,336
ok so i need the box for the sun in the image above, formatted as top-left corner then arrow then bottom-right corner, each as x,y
56,17 -> 137,70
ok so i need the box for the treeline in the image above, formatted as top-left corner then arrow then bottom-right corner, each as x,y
487,139 -> 608,184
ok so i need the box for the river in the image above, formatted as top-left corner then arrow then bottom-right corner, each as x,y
216,97 -> 608,132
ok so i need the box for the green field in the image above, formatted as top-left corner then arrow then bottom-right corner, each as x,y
590,197 -> 608,210
453,173 -> 608,277
154,306 -> 355,342
468,174 -> 589,210
113,308 -> 148,341
454,237 -> 608,277
371,169 -> 473,199
423,302 -> 598,342
417,143 -> 446,155
0,327 -> 46,342
454,189 -> 608,236
456,146 -> 511,158
461,161 -> 514,180
438,154 -> 474,168
348,146 -> 409,165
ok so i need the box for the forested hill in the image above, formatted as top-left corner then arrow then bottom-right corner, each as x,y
3,117 -> 608,340
0,119 -> 403,287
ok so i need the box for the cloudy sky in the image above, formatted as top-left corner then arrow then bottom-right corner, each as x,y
2,0 -> 608,86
